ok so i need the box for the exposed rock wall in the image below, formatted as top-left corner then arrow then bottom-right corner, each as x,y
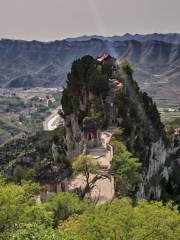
64,113 -> 83,160
137,138 -> 168,199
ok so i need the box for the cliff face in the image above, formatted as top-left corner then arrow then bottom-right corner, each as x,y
61,56 -> 110,160
62,56 -> 180,202
64,113 -> 83,160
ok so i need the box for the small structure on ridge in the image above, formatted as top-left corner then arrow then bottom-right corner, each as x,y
97,53 -> 116,65
83,118 -> 101,148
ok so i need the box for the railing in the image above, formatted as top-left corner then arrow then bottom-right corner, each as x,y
107,143 -> 113,155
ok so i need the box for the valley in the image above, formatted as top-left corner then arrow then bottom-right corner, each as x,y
0,87 -> 63,144
0,35 -> 180,113
1,35 -> 180,144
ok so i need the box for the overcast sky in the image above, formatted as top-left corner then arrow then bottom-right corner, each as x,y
0,0 -> 179,41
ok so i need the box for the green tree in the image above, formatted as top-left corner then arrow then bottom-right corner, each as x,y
13,165 -> 35,183
60,198 -> 180,240
62,55 -> 109,117
72,155 -> 100,195
111,151 -> 142,190
13,165 -> 27,183
13,223 -> 81,240
121,59 -> 134,76
0,181 -> 53,240
110,130 -> 142,195
46,192 -> 92,227
12,223 -> 60,240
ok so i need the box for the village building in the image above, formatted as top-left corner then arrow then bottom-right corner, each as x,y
46,95 -> 56,107
36,162 -> 71,201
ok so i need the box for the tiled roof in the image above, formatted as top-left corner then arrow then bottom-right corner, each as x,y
83,118 -> 100,130
97,53 -> 109,62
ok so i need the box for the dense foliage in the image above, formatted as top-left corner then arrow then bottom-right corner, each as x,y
1,180 -> 180,240
110,129 -> 142,196
72,155 -> 100,196
61,56 -> 110,126
60,198 -> 180,240
113,62 -> 168,172
0,181 -> 90,240
120,59 -> 134,76
165,117 -> 180,135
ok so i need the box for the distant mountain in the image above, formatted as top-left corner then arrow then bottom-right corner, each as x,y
66,33 -> 180,44
1,34 -> 180,107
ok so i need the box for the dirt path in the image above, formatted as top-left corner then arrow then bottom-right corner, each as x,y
90,129 -> 115,203
68,128 -> 115,204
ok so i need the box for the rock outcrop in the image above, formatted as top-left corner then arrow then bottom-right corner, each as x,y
62,55 -> 180,202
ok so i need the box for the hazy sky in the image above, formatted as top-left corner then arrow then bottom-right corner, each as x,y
0,0 -> 180,41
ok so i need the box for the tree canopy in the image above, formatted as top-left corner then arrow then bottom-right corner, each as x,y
0,180 -> 180,240
110,129 -> 142,195
72,155 -> 100,196
60,198 -> 180,240
61,55 -> 109,116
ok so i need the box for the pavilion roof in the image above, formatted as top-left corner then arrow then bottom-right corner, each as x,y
83,118 -> 100,130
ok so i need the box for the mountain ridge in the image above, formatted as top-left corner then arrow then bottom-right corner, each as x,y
0,35 -> 180,107
65,33 -> 180,44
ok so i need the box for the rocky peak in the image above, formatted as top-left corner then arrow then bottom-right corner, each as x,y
62,55 -> 180,202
